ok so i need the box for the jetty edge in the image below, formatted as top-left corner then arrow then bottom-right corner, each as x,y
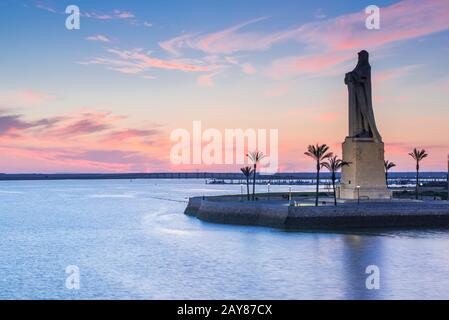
184,195 -> 449,230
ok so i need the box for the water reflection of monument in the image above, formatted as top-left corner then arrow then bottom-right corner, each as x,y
341,235 -> 383,299
339,50 -> 391,200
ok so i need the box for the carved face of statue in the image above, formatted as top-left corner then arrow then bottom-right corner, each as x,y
358,50 -> 369,65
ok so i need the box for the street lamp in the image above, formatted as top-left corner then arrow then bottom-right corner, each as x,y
356,186 -> 361,205
288,185 -> 292,205
419,182 -> 423,200
267,182 -> 271,201
240,183 -> 244,201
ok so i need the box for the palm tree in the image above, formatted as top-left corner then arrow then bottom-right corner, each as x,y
305,144 -> 333,206
408,148 -> 428,200
384,160 -> 396,188
240,166 -> 253,201
247,151 -> 265,200
322,155 -> 350,206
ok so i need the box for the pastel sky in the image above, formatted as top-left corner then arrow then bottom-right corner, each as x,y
0,0 -> 448,173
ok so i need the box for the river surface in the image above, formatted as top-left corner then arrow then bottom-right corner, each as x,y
0,179 -> 448,299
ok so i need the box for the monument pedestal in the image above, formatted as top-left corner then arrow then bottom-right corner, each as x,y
338,137 -> 392,200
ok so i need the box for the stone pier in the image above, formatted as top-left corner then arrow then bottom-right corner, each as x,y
185,196 -> 449,230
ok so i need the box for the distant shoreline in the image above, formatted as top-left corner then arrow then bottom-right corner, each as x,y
0,172 -> 446,181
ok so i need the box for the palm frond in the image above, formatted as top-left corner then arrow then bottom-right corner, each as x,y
409,148 -> 428,161
322,155 -> 350,172
247,151 -> 266,164
337,160 -> 351,169
321,162 -> 331,170
384,160 -> 396,171
240,166 -> 253,177
304,144 -> 333,161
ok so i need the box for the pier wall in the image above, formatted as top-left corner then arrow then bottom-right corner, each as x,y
185,197 -> 449,230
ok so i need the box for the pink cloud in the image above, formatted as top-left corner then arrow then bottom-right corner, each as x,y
34,4 -> 141,27
266,0 -> 449,79
113,10 -> 135,19
197,73 -> 216,87
34,4 -> 134,21
35,3 -> 57,13
160,0 -> 449,58
373,65 -> 421,83
266,51 -> 353,79
81,48 -> 210,76
241,63 -> 256,75
159,33 -> 198,56
311,0 -> 449,52
0,109 -> 125,139
196,66 -> 227,87
160,17 -> 271,55
0,146 -> 134,172
107,66 -> 144,75
83,9 -> 135,20
52,119 -> 109,136
83,12 -> 112,20
0,89 -> 56,107
160,1 -> 449,80
47,111 -> 125,138
104,129 -> 160,142
1,105 -> 446,172
0,108 -> 168,173
193,17 -> 271,54
86,34 -> 111,43
0,114 -> 60,137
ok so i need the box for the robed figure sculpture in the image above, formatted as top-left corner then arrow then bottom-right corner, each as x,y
339,50 -> 391,200
344,50 -> 382,143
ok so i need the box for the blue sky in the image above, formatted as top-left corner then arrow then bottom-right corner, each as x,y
0,0 -> 448,172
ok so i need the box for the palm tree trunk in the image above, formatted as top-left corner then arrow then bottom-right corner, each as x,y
332,177 -> 337,206
252,164 -> 256,201
315,162 -> 320,206
415,164 -> 419,200
385,171 -> 388,188
246,177 -> 250,200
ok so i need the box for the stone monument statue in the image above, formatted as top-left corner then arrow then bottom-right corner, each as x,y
345,50 -> 382,143
338,50 -> 391,200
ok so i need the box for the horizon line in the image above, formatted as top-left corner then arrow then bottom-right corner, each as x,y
0,171 -> 446,175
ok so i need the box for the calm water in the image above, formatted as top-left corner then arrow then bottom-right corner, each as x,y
1,179 -> 449,300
